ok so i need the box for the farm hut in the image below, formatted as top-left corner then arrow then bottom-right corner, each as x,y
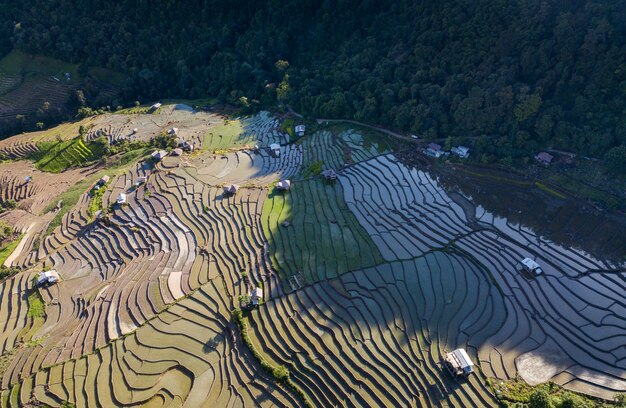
136,176 -> 147,186
148,103 -> 162,113
116,193 -> 127,205
98,175 -> 110,185
223,184 -> 239,195
444,348 -> 474,377
168,127 -> 179,136
151,150 -> 168,161
321,169 -> 337,181
36,270 -> 60,286
425,143 -> 444,158
535,152 -> 553,165
276,180 -> 291,191
171,148 -> 183,156
269,143 -> 281,157
253,145 -> 260,153
180,140 -> 194,151
250,287 -> 263,306
295,125 -> 306,137
521,258 -> 543,275
25,176 -> 32,184
132,128 -> 138,134
451,146 -> 470,158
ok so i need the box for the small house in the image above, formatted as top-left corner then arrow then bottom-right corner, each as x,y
151,150 -> 167,161
250,287 -> 263,306
444,348 -> 474,377
117,193 -> 127,205
253,145 -> 260,153
521,258 -> 543,275
64,72 -> 71,81
451,146 -> 470,158
295,125 -> 306,137
223,184 -> 239,196
168,127 -> 178,136
269,143 -> 281,157
37,270 -> 60,286
276,180 -> 291,191
321,169 -> 337,181
171,148 -> 183,156
536,152 -> 553,165
98,175 -> 110,186
136,176 -> 147,186
25,176 -> 32,184
148,103 -> 162,113
132,128 -> 138,134
180,140 -> 194,151
425,143 -> 444,158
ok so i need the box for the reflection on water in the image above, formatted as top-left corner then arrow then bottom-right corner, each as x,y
433,165 -> 626,263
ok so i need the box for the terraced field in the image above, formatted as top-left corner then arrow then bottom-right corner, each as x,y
0,111 -> 623,407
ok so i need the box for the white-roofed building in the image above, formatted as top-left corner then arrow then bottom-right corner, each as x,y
276,180 -> 291,191
250,287 -> 263,306
521,258 -> 543,275
444,348 -> 474,377
269,143 -> 281,157
37,270 -> 60,286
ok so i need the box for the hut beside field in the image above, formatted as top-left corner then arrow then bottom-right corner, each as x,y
535,152 -> 553,165
152,150 -> 167,161
223,184 -> 239,196
444,348 -> 474,377
117,193 -> 127,205
148,103 -> 162,113
521,258 -> 543,275
37,270 -> 60,286
322,169 -> 337,181
276,180 -> 291,191
98,175 -> 110,186
250,287 -> 263,306
270,143 -> 281,157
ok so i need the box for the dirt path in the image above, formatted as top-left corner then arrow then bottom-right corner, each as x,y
3,221 -> 35,267
316,118 -> 414,142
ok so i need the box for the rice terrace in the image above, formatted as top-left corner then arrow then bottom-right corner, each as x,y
0,103 -> 623,408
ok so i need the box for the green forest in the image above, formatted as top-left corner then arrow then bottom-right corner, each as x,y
1,0 -> 625,167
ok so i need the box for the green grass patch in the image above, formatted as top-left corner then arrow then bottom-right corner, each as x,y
27,288 -> 45,319
302,160 -> 324,178
32,136 -> 106,173
42,148 -> 152,237
280,118 -> 296,141
0,50 -> 78,77
0,234 -> 23,266
489,377 -> 624,407
203,119 -> 246,151
88,184 -> 106,218
261,178 -> 383,286
0,49 -> 124,87
535,181 -> 567,199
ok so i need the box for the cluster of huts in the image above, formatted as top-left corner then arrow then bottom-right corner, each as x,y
424,143 -> 470,159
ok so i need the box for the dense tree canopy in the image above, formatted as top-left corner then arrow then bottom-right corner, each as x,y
3,0 -> 626,161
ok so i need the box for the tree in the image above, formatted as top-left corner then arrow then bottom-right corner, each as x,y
276,74 -> 291,104
604,145 -> 626,174
528,389 -> 552,408
275,60 -> 289,71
